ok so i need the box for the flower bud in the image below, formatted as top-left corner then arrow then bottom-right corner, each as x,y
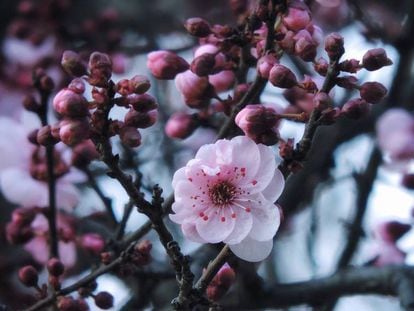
175,70 -> 215,106
39,75 -> 55,93
314,57 -> 329,76
18,265 -> 38,287
132,240 -> 152,266
61,50 -> 87,77
23,95 -> 41,112
88,52 -> 112,86
339,59 -> 360,73
124,109 -> 158,129
324,32 -> 344,60
362,48 -> 392,71
47,257 -> 65,277
376,221 -> 411,243
283,7 -> 311,31
53,88 -> 89,118
209,70 -> 235,93
116,79 -> 131,96
57,296 -> 78,311
129,75 -> 151,94
235,105 -> 280,145
359,82 -> 387,104
190,53 -> 216,76
59,119 -> 90,146
37,125 -> 59,146
6,222 -> 33,244
68,78 -> 85,94
294,30 -> 317,62
257,54 -> 278,79
128,94 -> 158,112
184,17 -> 211,37
71,140 -> 99,168
119,126 -> 142,148
313,92 -> 331,110
206,263 -> 236,301
94,292 -> 114,310
336,75 -> 358,90
165,112 -> 198,139
147,51 -> 189,80
269,64 -> 297,88
11,208 -> 36,226
341,98 -> 370,119
80,233 -> 105,255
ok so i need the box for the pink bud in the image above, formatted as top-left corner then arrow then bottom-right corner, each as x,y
119,126 -> 142,147
341,98 -> 370,119
88,52 -> 112,86
336,75 -> 358,90
313,92 -> 331,110
23,95 -> 41,112
53,88 -> 89,118
190,53 -> 216,76
129,75 -> 151,94
294,30 -> 317,62
6,222 -> 33,244
68,78 -> 85,94
11,208 -> 36,226
257,54 -> 278,79
194,44 -> 226,69
61,50 -> 86,77
165,112 -> 198,139
37,125 -> 59,146
124,108 -> 158,129
339,59 -> 361,73
127,94 -> 158,112
184,17 -> 211,37
80,233 -> 105,255
235,105 -> 280,145
269,64 -> 297,88
175,70 -> 215,106
206,263 -> 236,301
359,82 -> 387,104
283,7 -> 311,31
47,257 -> 65,277
116,79 -> 132,96
277,30 -> 296,54
147,51 -> 189,80
71,140 -> 99,168
94,291 -> 114,310
324,32 -> 344,60
314,57 -> 329,76
18,265 -> 38,287
59,119 -> 90,146
362,48 -> 393,71
209,70 -> 235,93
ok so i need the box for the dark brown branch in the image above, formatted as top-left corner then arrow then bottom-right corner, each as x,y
253,265 -> 414,310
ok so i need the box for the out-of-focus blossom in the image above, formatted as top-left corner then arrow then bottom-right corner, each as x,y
376,109 -> 414,162
24,214 -> 77,267
0,114 -> 82,210
170,136 -> 284,262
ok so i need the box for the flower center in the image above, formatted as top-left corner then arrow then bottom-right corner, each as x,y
209,181 -> 236,206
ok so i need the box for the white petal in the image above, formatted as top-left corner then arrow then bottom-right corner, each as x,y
261,168 -> 285,202
249,204 -> 280,241
229,236 -> 273,262
1,168 -> 48,207
182,223 -> 206,243
229,136 -> 260,178
223,206 -> 253,244
56,181 -> 80,211
196,208 -> 236,243
172,167 -> 186,189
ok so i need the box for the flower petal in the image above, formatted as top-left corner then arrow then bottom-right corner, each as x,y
249,204 -> 280,241
261,168 -> 285,202
182,223 -> 206,243
56,182 -> 80,211
196,208 -> 236,243
223,205 -> 253,244
229,236 -> 273,262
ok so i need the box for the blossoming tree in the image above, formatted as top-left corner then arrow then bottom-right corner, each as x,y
0,0 -> 412,310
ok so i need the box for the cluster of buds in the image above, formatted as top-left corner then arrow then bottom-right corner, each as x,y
206,263 -> 236,301
6,207 -> 38,244
51,51 -> 158,148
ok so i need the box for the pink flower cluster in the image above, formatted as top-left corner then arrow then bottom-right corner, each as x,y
170,136 -> 284,262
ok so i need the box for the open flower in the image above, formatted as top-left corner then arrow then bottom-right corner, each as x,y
170,136 -> 284,262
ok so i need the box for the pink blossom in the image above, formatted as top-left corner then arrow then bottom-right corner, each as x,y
147,51 -> 189,80
170,136 -> 284,262
376,109 -> 414,161
0,114 -> 82,210
24,214 -> 76,267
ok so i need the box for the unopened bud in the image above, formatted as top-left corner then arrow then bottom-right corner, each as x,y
269,64 -> 297,88
129,75 -> 151,94
341,98 -> 370,119
80,233 -> 105,255
94,292 -> 114,310
37,125 -> 59,146
190,53 -> 216,76
59,119 -> 90,146
124,109 -> 158,129
147,51 -> 189,80
314,57 -> 329,76
47,257 -> 65,277
184,17 -> 211,37
61,50 -> 87,77
165,112 -> 198,139
362,48 -> 393,71
18,265 -> 38,287
339,59 -> 360,73
336,75 -> 359,90
359,82 -> 387,104
119,126 -> 142,148
23,95 -> 41,112
283,6 -> 311,31
128,94 -> 158,112
325,32 -> 344,60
